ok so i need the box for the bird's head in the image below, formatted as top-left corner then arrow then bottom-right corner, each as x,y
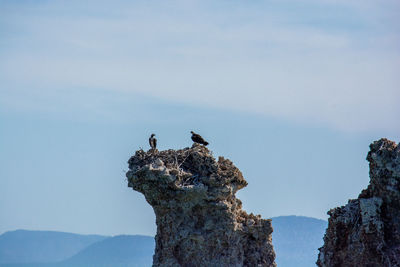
190,131 -> 194,134
151,133 -> 155,137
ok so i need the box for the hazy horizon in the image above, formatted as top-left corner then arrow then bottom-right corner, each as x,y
1,0 -> 399,236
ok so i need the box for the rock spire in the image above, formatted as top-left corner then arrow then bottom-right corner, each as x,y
127,144 -> 276,267
317,138 -> 400,266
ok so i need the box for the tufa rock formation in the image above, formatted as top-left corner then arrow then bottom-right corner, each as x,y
317,138 -> 400,267
126,144 -> 276,267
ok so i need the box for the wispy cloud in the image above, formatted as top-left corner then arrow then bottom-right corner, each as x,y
0,0 -> 399,133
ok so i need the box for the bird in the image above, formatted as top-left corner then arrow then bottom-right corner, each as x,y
149,134 -> 157,150
190,131 -> 209,146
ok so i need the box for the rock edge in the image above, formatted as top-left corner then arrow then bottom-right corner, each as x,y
317,138 -> 400,267
127,144 -> 276,267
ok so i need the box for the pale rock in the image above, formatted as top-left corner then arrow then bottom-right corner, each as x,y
317,138 -> 400,267
127,144 -> 276,267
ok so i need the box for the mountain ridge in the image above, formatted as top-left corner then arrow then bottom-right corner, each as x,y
0,215 -> 326,267
0,229 -> 106,264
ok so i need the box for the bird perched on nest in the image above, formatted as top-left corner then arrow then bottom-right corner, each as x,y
190,131 -> 209,146
149,134 -> 157,150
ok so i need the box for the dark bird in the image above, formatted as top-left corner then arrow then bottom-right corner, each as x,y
149,134 -> 157,150
190,131 -> 209,146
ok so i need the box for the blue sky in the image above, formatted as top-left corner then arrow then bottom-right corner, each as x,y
0,0 -> 399,236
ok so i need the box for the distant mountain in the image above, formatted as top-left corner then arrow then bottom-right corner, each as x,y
0,216 -> 326,267
272,215 -> 327,267
0,230 -> 106,264
62,235 -> 154,267
0,234 -> 153,267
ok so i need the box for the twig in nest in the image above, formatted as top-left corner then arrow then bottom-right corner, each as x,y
178,150 -> 192,169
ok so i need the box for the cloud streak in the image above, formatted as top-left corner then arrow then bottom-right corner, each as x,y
1,0 -> 399,133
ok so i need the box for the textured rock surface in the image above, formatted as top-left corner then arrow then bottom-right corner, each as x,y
126,144 -> 276,267
317,138 -> 400,267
